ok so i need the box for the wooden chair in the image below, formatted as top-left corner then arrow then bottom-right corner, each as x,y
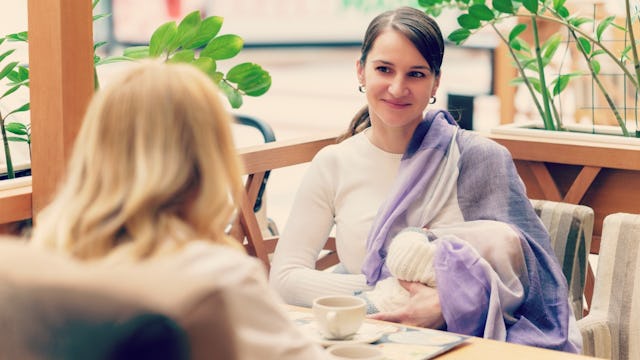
230,134 -> 340,272
530,199 -> 594,318
577,212 -> 640,360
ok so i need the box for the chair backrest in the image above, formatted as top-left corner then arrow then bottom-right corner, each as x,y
530,199 -> 594,319
578,212 -> 640,360
0,238 -> 237,360
231,134 -> 339,272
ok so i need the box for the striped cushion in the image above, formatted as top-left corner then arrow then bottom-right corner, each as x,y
578,213 -> 640,360
530,199 -> 594,320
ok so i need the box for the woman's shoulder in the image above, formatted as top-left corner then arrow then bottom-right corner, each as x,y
456,129 -> 511,159
173,241 -> 265,284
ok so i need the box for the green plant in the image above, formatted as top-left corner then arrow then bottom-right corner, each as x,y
1,1 -> 272,179
0,35 -> 30,179
417,0 -> 640,137
107,10 -> 272,109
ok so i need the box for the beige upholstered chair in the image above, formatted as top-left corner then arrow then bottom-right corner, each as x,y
0,238 -> 237,360
530,199 -> 594,320
577,212 -> 640,360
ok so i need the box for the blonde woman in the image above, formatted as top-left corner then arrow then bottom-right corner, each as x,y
30,60 -> 326,360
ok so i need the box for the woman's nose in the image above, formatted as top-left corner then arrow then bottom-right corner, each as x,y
388,76 -> 408,97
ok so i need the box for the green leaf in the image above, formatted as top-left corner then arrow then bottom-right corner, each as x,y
239,72 -> 271,96
552,74 -> 570,95
149,22 -> 178,57
553,0 -> 566,10
6,32 -> 27,42
590,59 -> 601,74
568,17 -> 593,28
191,57 -> 217,78
522,0 -> 538,13
227,63 -> 272,96
541,33 -> 562,59
457,14 -> 481,29
168,49 -> 195,63
92,0 -> 100,9
6,136 -> 28,143
7,103 -> 30,116
183,16 -> 224,49
176,11 -> 202,48
0,61 -> 18,80
123,46 -> 150,59
557,5 -> 569,18
95,56 -> 135,66
218,81 -> 243,109
596,16 -> 615,42
93,13 -> 110,22
577,37 -> 591,55
492,0 -> 514,14
5,122 -> 27,135
447,28 -> 471,44
509,23 -> 527,42
0,49 -> 15,64
468,4 -> 494,21
0,84 -> 21,99
94,41 -> 107,51
200,34 -> 244,60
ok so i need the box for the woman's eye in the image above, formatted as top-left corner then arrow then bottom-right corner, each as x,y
376,66 -> 391,73
409,71 -> 426,78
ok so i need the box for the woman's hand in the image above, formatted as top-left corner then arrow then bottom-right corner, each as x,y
368,280 -> 445,329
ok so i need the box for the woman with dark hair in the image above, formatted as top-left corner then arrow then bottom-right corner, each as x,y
270,6 -> 582,353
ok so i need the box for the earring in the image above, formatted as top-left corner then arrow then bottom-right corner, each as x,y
429,96 -> 436,104
358,84 -> 366,93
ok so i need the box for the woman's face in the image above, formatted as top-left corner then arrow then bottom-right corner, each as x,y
357,29 -> 440,134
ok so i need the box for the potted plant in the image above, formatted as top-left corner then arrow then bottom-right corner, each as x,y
416,0 -> 640,246
417,0 -> 639,137
0,1 -> 272,231
0,1 -> 271,179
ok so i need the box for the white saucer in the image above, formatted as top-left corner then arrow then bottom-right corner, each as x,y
300,322 -> 398,347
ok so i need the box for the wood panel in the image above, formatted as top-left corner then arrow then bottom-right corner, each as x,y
27,0 -> 94,215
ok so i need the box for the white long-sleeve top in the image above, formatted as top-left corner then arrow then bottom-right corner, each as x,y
269,131 -> 404,306
175,241 -> 327,360
270,132 -> 400,306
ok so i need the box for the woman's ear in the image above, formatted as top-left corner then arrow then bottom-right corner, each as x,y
431,75 -> 441,97
356,59 -> 365,85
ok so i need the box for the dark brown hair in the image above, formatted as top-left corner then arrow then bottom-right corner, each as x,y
338,7 -> 445,142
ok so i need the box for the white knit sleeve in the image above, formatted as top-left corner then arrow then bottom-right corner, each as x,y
269,147 -> 370,307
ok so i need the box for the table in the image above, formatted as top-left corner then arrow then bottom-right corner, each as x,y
287,305 -> 600,360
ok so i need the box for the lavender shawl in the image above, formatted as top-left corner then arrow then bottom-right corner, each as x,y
361,110 -> 579,352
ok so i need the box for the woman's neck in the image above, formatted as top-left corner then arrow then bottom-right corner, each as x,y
365,126 -> 413,154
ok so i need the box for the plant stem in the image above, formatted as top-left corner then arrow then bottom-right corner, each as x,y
568,28 -> 629,136
531,16 -> 556,130
491,23 -> 547,126
0,113 -> 14,179
625,0 -> 640,91
530,13 -> 639,89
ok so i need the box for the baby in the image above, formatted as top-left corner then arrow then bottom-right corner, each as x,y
358,220 -> 525,314
357,227 -> 438,314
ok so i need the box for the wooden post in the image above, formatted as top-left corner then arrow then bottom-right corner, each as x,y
27,0 -> 94,215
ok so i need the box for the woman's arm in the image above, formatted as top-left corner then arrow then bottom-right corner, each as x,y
269,149 -> 370,307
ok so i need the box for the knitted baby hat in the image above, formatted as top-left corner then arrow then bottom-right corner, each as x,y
385,227 -> 437,287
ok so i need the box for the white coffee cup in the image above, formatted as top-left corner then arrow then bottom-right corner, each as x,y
312,295 -> 366,340
326,344 -> 384,360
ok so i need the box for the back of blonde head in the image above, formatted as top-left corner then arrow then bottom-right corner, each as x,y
32,60 -> 244,260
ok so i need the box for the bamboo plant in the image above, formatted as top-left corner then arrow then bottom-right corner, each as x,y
417,0 -> 640,137
1,0 -> 272,179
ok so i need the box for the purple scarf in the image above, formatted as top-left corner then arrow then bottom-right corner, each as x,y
361,110 -> 580,353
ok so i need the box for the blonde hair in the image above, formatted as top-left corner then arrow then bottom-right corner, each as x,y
32,60 -> 245,260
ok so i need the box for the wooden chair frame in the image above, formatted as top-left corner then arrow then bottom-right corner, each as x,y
230,134 -> 339,272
